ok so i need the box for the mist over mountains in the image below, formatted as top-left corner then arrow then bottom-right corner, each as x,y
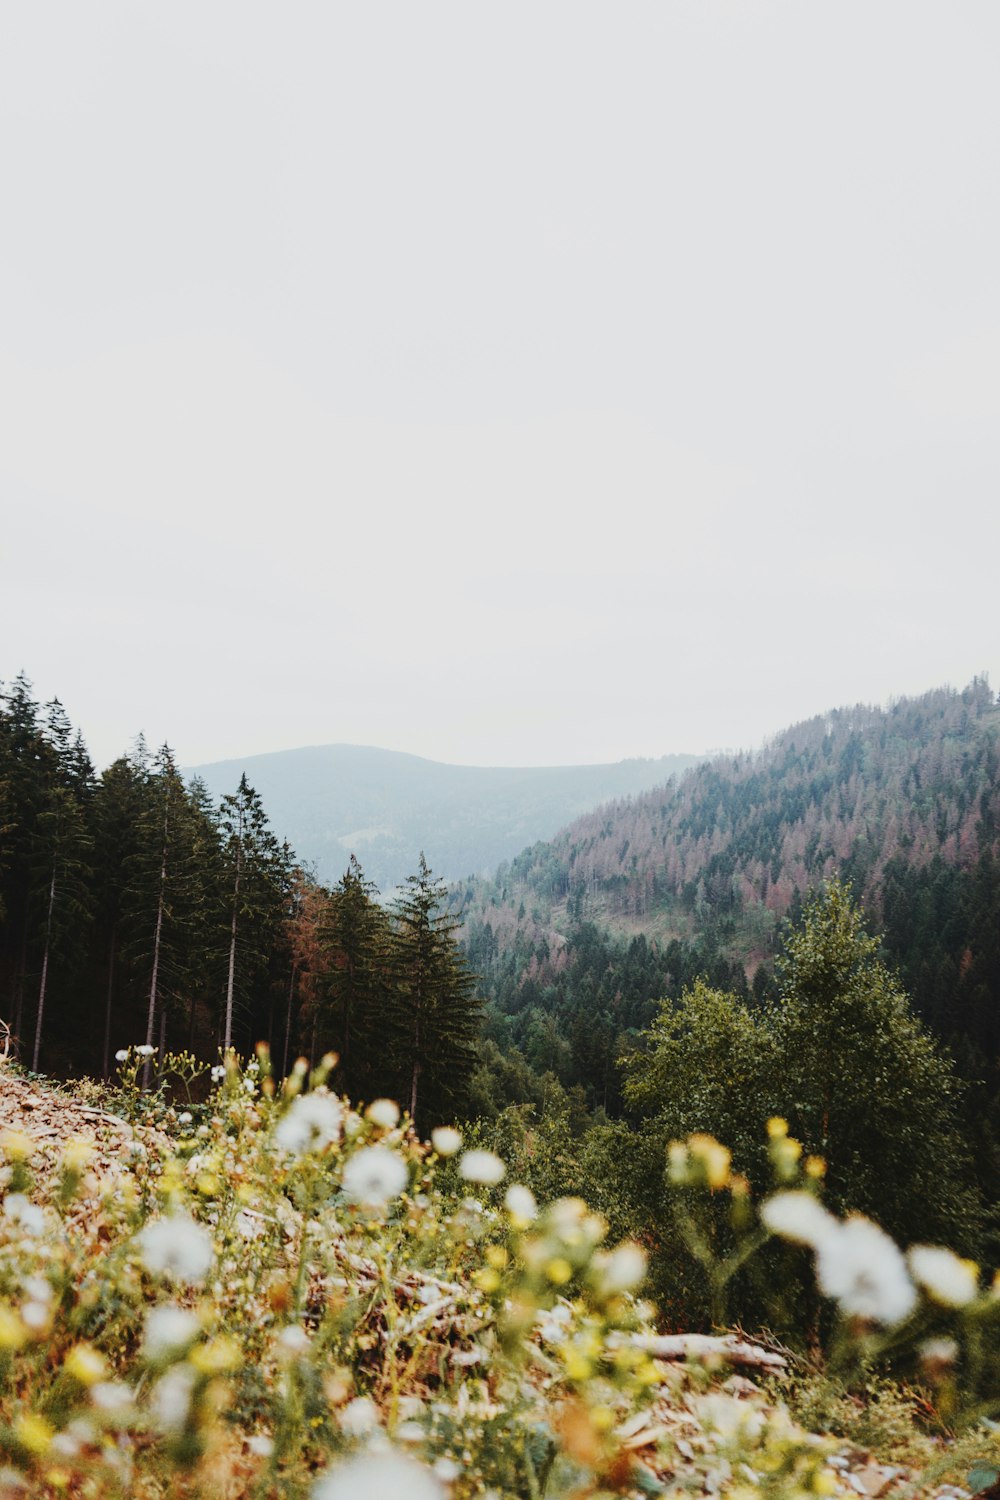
186,744 -> 701,892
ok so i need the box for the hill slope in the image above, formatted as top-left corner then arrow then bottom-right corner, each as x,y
186,744 -> 700,891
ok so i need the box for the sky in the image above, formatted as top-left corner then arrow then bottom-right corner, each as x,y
2,2 -> 998,771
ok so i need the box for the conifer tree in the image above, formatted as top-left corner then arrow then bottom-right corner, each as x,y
388,854 -> 482,1128
123,746 -> 206,1082
218,775 -> 286,1054
28,780 -> 93,1070
319,855 -> 389,1097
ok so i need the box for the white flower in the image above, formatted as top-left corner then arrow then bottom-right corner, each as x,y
504,1184 -> 537,1222
273,1092 -> 343,1155
277,1324 -> 311,1354
178,1111 -> 193,1125
21,1301 -> 49,1332
137,1214 -> 214,1284
144,1305 -> 201,1360
3,1194 -> 45,1236
908,1245 -> 979,1307
243,1078 -> 256,1094
211,1065 -> 225,1083
599,1243 -> 647,1294
431,1126 -> 462,1157
152,1365 -> 196,1431
338,1395 -> 379,1436
313,1452 -> 444,1500
115,1049 -> 129,1062
761,1191 -> 838,1248
815,1216 -> 916,1325
90,1382 -> 133,1413
235,1209 -> 264,1241
458,1150 -> 505,1186
247,1433 -> 274,1457
366,1099 -> 400,1129
342,1146 -> 408,1207
136,1044 -> 156,1057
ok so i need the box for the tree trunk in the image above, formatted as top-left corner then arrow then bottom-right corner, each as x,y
142,874 -> 167,1090
102,928 -> 117,1078
282,962 -> 296,1078
32,865 -> 57,1071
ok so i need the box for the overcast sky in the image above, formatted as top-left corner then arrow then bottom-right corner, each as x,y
2,3 -> 998,771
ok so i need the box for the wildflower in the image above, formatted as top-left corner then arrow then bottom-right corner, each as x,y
136,1044 -> 156,1057
90,1383 -> 134,1414
247,1434 -> 275,1457
431,1126 -> 462,1156
13,1413 -> 53,1456
313,1452 -> 444,1499
211,1065 -> 225,1083
767,1116 -> 789,1139
277,1324 -> 311,1355
504,1184 -> 537,1223
459,1150 -> 505,1186
366,1099 -> 400,1129
273,1092 -> 343,1155
3,1194 -> 45,1236
760,1191 -> 838,1248
0,1307 -> 26,1350
598,1242 -> 647,1294
137,1213 -> 214,1284
21,1300 -> 50,1333
152,1365 -> 196,1432
919,1337 -> 959,1372
688,1133 -> 731,1188
115,1049 -> 129,1062
815,1216 -> 916,1325
908,1245 -> 979,1307
338,1395 -> 379,1436
64,1344 -> 108,1387
144,1305 -> 201,1360
342,1146 -> 408,1207
178,1111 -> 193,1125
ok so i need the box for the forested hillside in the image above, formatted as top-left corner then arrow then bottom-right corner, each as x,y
458,679 -> 1000,1116
0,674 -> 479,1129
188,744 -> 700,892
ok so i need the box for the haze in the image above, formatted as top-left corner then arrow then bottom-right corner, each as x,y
2,3 -> 998,771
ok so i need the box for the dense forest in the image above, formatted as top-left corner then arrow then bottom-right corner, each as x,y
0,673 -> 478,1132
457,679 -> 1000,1114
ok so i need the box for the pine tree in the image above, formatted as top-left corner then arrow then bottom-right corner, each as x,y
319,856 -> 389,1097
122,746 -> 207,1082
388,854 -> 482,1129
27,780 -> 93,1070
218,775 -> 286,1054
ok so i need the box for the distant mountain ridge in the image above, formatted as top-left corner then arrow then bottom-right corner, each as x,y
186,744 -> 701,892
458,678 -> 1000,959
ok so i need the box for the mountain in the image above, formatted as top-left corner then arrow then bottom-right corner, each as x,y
457,679 -> 1000,1114
185,744 -> 701,892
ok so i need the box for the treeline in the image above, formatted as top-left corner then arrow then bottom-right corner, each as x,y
472,882 -> 990,1331
0,675 -> 479,1128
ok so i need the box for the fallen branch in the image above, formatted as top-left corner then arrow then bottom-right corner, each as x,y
632,1332 -> 787,1371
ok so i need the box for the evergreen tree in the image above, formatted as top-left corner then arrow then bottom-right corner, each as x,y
218,775 -> 286,1054
319,856 -> 389,1097
388,854 -> 482,1129
27,780 -> 93,1070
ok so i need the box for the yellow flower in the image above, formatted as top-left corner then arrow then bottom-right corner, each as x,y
1,1129 -> 33,1161
485,1246 -> 508,1270
62,1138 -> 95,1173
805,1155 -> 827,1179
561,1347 -> 592,1381
64,1343 -> 108,1387
474,1268 -> 501,1294
14,1412 -> 54,1455
766,1117 -> 789,1139
545,1258 -> 573,1286
190,1335 -> 240,1374
0,1306 -> 26,1350
689,1134 -> 732,1189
